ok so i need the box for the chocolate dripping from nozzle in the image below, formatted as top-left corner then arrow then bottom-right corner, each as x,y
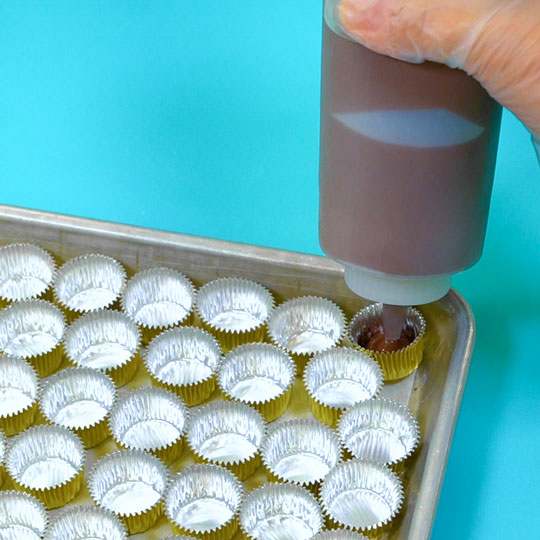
382,304 -> 409,341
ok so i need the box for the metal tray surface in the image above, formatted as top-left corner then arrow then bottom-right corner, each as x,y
0,204 -> 474,540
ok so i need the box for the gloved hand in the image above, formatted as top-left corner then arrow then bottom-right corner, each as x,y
326,0 -> 540,154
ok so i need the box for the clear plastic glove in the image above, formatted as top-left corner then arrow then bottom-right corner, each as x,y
326,0 -> 540,155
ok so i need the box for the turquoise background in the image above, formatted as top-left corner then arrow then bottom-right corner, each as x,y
1,2 -> 539,538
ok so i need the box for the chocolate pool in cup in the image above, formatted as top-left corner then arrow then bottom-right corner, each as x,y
0,490 -> 48,540
0,299 -> 65,376
6,425 -> 85,509
109,386 -> 188,464
53,253 -> 126,318
187,400 -> 266,480
144,326 -> 221,406
165,463 -> 243,540
89,449 -> 169,534
304,347 -> 383,427
121,267 -> 195,342
39,367 -> 117,448
240,483 -> 323,540
268,296 -> 346,373
196,277 -> 274,352
320,459 -> 403,533
63,309 -> 141,386
0,243 -> 56,304
0,356 -> 39,436
218,343 -> 295,422
45,505 -> 127,540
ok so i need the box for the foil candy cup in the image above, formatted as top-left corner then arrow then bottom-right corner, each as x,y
45,504 -> 128,540
187,400 -> 266,480
0,299 -> 65,377
268,296 -> 346,373
304,347 -> 383,427
144,326 -> 221,406
320,459 -> 403,532
53,253 -> 126,319
165,463 -> 243,540
6,424 -> 85,509
337,398 -> 420,472
0,355 -> 39,436
109,385 -> 188,465
313,532 -> 369,540
121,267 -> 195,342
0,490 -> 48,540
63,309 -> 141,386
159,537 -> 198,540
39,367 -> 117,448
240,483 -> 323,540
0,429 -> 5,487
261,418 -> 342,490
0,243 -> 56,303
89,448 -> 169,534
349,304 -> 426,381
218,343 -> 295,422
195,277 -> 274,352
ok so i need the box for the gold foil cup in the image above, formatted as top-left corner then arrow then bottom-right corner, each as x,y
337,398 -> 420,474
6,425 -> 85,509
0,356 -> 39,436
109,386 -> 188,465
45,505 -> 128,540
0,243 -> 56,304
320,459 -> 403,534
121,267 -> 195,343
53,253 -> 126,322
195,277 -> 274,353
187,400 -> 266,480
165,463 -> 243,540
0,490 -> 48,540
240,483 -> 323,540
313,531 -> 369,540
39,367 -> 117,448
63,309 -> 141,386
160,537 -> 198,540
304,348 -> 383,427
268,296 -> 346,374
0,299 -> 65,377
89,449 -> 169,534
349,304 -> 426,381
144,326 -> 221,406
261,418 -> 342,492
218,343 -> 295,422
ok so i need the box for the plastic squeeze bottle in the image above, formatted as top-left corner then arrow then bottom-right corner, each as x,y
319,3 -> 502,339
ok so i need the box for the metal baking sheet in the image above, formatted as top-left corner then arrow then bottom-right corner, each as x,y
0,203 -> 473,540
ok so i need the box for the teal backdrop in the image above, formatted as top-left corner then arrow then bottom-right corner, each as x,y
1,2 -> 539,538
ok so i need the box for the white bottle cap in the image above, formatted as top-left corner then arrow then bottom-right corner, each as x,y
340,261 -> 451,306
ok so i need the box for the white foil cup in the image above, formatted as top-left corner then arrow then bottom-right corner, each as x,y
0,243 -> 56,302
0,300 -> 65,376
6,425 -> 85,509
0,429 -> 5,486
218,343 -> 295,422
196,277 -> 274,351
320,459 -> 403,532
45,505 -> 127,540
165,463 -> 243,540
121,267 -> 195,334
337,399 -> 420,468
53,253 -> 126,314
187,400 -> 265,480
240,483 -> 323,540
313,531 -> 369,540
268,296 -> 346,372
304,348 -> 383,427
63,309 -> 141,386
109,386 -> 188,464
0,490 -> 48,540
144,326 -> 221,406
0,356 -> 39,436
261,418 -> 342,489
89,449 -> 169,534
39,367 -> 117,448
